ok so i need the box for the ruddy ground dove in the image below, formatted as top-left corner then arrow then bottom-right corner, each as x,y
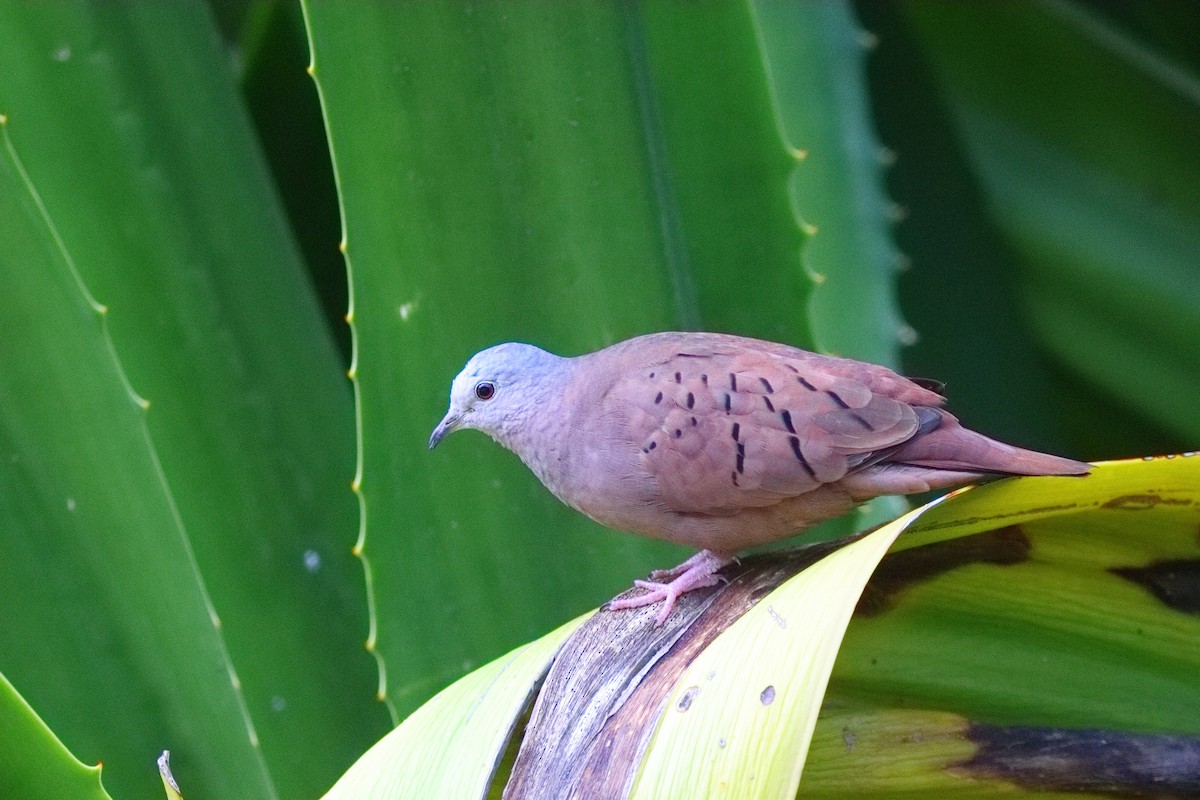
430,332 -> 1088,624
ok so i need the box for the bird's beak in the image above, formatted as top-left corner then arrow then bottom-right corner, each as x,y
428,411 -> 461,449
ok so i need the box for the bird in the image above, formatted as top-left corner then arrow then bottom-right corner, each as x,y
429,332 -> 1089,624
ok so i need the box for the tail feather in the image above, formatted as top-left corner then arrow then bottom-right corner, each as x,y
889,409 -> 1089,477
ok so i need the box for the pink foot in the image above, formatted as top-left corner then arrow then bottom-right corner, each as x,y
646,549 -> 736,582
609,550 -> 735,625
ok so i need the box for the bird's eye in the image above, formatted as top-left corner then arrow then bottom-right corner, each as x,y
474,381 -> 496,401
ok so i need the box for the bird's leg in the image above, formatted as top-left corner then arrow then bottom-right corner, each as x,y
608,549 -> 735,625
646,549 -> 733,581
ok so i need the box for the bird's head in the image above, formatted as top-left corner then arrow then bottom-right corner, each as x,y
429,342 -> 566,450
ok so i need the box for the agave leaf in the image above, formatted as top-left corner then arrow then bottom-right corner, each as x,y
754,0 -> 910,536
321,618 -> 585,800
0,3 -> 379,797
301,0 -> 896,720
158,752 -> 186,800
831,456 -> 1200,733
904,1 -> 1200,444
0,672 -> 110,800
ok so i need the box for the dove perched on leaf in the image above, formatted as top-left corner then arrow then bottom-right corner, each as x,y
430,332 -> 1088,624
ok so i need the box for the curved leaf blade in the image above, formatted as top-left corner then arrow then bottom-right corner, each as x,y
629,504 -> 934,799
321,618 -> 585,800
0,672 -> 110,800
0,115 -> 273,800
0,3 -> 382,796
301,0 -> 841,718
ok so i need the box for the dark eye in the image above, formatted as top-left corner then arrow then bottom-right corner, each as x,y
474,381 -> 496,401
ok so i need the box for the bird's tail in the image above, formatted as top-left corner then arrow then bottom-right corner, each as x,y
890,409 -> 1089,476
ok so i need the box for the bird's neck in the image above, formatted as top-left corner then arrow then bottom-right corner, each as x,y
490,356 -> 578,497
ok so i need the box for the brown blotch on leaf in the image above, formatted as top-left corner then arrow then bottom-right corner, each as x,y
1102,493 -> 1192,511
1110,559 -> 1200,615
959,723 -> 1200,796
856,526 -> 1032,616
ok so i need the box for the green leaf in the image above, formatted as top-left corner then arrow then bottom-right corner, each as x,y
0,671 -> 110,800
754,1 -> 905,367
754,0 -> 910,535
904,1 -> 1200,443
0,3 -> 383,797
321,618 -> 585,800
0,112 -> 272,800
302,0 -> 900,719
830,456 -> 1200,734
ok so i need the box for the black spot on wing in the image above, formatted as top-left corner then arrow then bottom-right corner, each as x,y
654,391 -> 663,405
731,422 -> 741,441
797,375 -> 816,391
760,377 -> 774,393
729,373 -> 738,392
780,409 -> 796,433
686,392 -> 695,409
763,396 -> 775,412
826,390 -> 849,408
789,435 -> 816,479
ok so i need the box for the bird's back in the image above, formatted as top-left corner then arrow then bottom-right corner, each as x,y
550,332 -> 1085,550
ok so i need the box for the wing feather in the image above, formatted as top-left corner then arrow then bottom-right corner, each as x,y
611,344 -> 933,514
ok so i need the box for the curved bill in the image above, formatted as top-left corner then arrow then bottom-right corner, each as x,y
428,412 -> 460,449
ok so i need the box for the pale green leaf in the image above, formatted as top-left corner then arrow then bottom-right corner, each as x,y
628,504 -> 933,799
322,617 -> 586,800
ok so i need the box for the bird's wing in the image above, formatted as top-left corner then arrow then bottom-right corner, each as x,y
613,344 -> 939,515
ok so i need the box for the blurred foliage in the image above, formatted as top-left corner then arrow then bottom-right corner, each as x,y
0,1 -> 1194,798
859,0 -> 1199,458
